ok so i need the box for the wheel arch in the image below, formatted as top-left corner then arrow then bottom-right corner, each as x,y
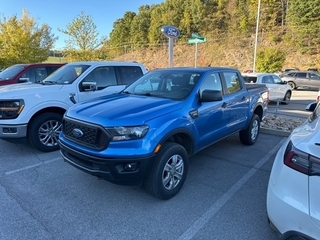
27,107 -> 66,132
253,104 -> 263,121
157,128 -> 195,157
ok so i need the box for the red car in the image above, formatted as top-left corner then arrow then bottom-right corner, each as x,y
0,63 -> 65,86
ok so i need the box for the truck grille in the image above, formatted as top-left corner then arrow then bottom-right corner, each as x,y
62,117 -> 111,150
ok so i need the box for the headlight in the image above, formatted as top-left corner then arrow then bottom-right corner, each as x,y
106,125 -> 149,141
0,100 -> 25,119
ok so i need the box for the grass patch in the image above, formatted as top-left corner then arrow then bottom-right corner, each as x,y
44,56 -> 67,63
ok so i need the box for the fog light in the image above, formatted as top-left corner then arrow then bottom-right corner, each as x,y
3,127 -> 17,133
124,162 -> 139,171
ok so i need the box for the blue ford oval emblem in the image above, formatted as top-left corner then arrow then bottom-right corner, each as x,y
161,25 -> 180,39
72,128 -> 83,138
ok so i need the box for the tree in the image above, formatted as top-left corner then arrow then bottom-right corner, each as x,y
130,5 -> 153,45
108,11 -> 136,55
0,9 -> 57,68
59,11 -> 103,61
286,0 -> 320,53
256,48 -> 285,72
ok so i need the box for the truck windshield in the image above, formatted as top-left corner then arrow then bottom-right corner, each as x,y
123,70 -> 201,100
0,65 -> 26,80
42,64 -> 90,84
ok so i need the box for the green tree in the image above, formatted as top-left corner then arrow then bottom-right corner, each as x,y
0,9 -> 56,68
256,48 -> 285,72
130,5 -> 153,45
180,0 -> 205,39
148,5 -> 166,44
59,11 -> 102,61
108,11 -> 136,55
286,0 -> 320,53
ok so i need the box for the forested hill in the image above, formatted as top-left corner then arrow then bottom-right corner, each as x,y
104,0 -> 320,71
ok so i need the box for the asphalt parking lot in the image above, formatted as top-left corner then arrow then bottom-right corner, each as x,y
0,132 -> 284,240
1,89 -> 317,240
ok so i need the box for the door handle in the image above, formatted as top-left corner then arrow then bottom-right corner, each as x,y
222,102 -> 228,108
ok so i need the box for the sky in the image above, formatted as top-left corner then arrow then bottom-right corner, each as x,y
0,0 -> 165,50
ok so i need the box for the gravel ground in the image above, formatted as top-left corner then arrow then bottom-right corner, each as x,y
261,114 -> 307,132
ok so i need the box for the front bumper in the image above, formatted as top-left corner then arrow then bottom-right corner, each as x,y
0,124 -> 28,138
59,140 -> 156,186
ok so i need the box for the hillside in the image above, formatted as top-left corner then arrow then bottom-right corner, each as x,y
45,37 -> 320,72
113,42 -> 319,72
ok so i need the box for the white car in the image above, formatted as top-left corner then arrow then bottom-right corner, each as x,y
242,72 -> 292,104
267,101 -> 320,239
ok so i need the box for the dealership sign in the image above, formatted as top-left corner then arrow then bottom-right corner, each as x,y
161,25 -> 180,39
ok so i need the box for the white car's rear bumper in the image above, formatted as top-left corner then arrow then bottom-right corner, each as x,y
267,141 -> 320,239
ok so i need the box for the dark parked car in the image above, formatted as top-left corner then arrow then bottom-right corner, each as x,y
307,68 -> 319,73
0,63 -> 65,86
280,71 -> 320,90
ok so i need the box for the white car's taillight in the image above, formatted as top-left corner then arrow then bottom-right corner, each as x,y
284,141 -> 320,175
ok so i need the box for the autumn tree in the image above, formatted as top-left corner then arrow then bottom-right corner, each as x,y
59,11 -> 103,61
0,9 -> 57,68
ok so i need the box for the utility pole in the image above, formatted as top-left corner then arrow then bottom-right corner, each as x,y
253,0 -> 261,73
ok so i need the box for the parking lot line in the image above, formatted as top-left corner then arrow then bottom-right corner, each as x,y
177,137 -> 287,240
5,157 -> 62,175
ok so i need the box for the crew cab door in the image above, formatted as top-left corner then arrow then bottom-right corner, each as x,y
194,73 -> 227,148
220,71 -> 250,134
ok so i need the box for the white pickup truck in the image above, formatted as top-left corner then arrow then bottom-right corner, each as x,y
0,61 -> 147,152
242,72 -> 292,105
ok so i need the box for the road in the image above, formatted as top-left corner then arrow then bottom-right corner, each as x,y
267,88 -> 318,119
0,89 -> 318,240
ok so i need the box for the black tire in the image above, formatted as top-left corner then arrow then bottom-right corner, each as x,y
144,142 -> 189,200
282,91 -> 291,105
288,81 -> 296,90
28,112 -> 63,152
239,114 -> 260,145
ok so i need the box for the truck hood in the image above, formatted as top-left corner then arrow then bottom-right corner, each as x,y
0,83 -> 63,97
66,94 -> 184,126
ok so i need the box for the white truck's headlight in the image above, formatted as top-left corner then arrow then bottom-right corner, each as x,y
106,126 -> 149,141
0,100 -> 25,119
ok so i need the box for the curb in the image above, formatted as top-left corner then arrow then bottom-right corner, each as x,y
260,127 -> 291,137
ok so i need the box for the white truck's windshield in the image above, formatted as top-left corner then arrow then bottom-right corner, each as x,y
42,64 -> 90,84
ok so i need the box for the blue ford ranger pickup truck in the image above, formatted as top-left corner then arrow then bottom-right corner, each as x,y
59,67 -> 269,199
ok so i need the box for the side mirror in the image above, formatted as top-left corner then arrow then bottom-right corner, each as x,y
306,102 -> 317,112
199,90 -> 223,102
82,81 -> 97,91
18,77 -> 29,83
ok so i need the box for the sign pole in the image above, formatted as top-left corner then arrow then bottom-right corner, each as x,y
195,42 -> 198,67
169,38 -> 173,67
188,33 -> 206,67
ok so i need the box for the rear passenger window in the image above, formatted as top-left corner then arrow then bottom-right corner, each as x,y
296,73 -> 307,78
118,66 -> 143,85
223,72 -> 242,94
